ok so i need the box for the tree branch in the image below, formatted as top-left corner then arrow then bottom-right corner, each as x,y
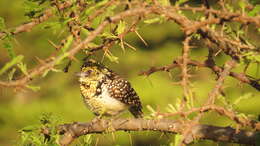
139,59 -> 260,91
0,3 -> 258,89
56,118 -> 258,146
0,5 -> 152,88
0,1 -> 72,39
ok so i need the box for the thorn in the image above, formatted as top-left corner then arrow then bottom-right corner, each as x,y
68,55 -> 79,62
124,41 -> 137,51
214,49 -> 222,56
35,56 -> 46,65
168,72 -> 173,80
119,37 -> 125,53
47,40 -> 59,50
135,30 -> 148,46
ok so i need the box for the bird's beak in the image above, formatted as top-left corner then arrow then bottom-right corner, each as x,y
75,72 -> 82,77
75,72 -> 90,77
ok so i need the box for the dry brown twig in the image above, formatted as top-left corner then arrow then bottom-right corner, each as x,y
0,5 -> 152,88
0,1 -> 72,39
157,104 -> 260,130
139,59 -> 260,91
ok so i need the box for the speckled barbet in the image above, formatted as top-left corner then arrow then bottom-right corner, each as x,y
78,59 -> 143,118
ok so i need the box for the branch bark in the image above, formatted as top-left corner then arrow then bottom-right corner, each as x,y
56,118 -> 258,146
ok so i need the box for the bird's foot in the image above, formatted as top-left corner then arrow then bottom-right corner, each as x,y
91,116 -> 102,125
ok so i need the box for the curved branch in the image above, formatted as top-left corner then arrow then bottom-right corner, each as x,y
0,6 -> 152,88
56,118 -> 258,146
179,6 -> 260,28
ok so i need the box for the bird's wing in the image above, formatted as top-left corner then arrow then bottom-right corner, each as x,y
105,77 -> 143,118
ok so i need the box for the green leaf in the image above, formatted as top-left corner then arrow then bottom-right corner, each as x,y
0,17 -> 5,31
26,85 -> 41,92
55,52 -> 69,65
41,21 -> 61,30
83,0 -> 109,16
116,21 -> 126,35
101,32 -> 117,39
82,135 -> 92,145
41,69 -> 50,77
166,104 -> 177,113
20,125 -> 39,132
144,17 -> 161,24
8,68 -> 16,81
105,52 -> 119,63
234,93 -> 252,105
239,0 -> 246,13
2,34 -> 16,59
51,68 -> 62,73
174,134 -> 182,146
176,0 -> 189,5
17,63 -> 28,76
3,40 -> 16,59
226,4 -> 235,12
0,55 -> 23,76
61,35 -> 74,53
81,27 -> 90,36
146,105 -> 156,115
255,55 -> 260,62
87,42 -> 99,48
159,0 -> 170,6
248,5 -> 260,16
23,1 -> 44,18
175,98 -> 181,111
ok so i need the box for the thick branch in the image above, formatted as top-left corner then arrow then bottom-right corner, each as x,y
57,119 -> 258,146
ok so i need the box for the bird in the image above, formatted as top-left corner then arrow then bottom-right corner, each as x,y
78,59 -> 143,118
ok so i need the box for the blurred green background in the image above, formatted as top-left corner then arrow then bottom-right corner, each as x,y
0,0 -> 260,146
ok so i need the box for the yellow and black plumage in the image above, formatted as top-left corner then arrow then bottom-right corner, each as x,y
78,59 -> 143,118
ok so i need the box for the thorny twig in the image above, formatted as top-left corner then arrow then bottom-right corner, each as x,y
0,2 -> 257,88
0,1 -> 72,39
139,59 -> 260,91
206,60 -> 236,104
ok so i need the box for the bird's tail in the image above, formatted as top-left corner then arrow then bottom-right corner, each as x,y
129,106 -> 143,118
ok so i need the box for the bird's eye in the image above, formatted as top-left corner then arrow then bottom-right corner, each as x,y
87,70 -> 92,74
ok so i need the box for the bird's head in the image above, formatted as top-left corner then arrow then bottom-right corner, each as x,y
77,59 -> 111,83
